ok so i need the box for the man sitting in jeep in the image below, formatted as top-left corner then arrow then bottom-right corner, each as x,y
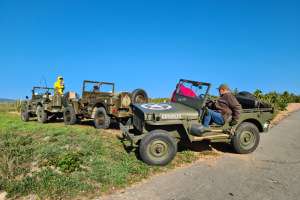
204,84 -> 242,127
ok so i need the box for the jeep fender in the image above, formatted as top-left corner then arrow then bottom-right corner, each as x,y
90,100 -> 108,118
240,118 -> 263,132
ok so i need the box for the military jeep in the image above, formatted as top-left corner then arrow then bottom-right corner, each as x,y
63,80 -> 148,129
21,87 -> 68,123
120,79 -> 279,166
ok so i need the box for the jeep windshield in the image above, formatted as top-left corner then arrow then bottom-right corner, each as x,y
176,81 -> 209,100
33,87 -> 54,96
173,80 -> 211,111
83,81 -> 114,93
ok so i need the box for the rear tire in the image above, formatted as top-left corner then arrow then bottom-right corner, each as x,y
131,89 -> 148,104
37,107 -> 47,124
231,122 -> 260,154
21,107 -> 29,122
63,107 -> 76,125
94,107 -> 110,129
139,130 -> 177,166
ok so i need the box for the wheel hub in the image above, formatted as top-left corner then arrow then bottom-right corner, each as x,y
155,145 -> 163,153
244,136 -> 250,142
97,113 -> 104,125
135,95 -> 145,103
239,130 -> 255,150
147,139 -> 171,161
66,111 -> 71,122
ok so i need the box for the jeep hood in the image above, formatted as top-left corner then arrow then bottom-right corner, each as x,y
133,102 -> 200,119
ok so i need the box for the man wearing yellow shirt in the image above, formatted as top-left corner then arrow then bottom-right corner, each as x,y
54,76 -> 65,94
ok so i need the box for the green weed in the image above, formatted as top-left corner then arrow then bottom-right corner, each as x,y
0,113 -> 207,199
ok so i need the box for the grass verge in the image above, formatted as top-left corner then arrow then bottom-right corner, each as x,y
0,113 -> 211,199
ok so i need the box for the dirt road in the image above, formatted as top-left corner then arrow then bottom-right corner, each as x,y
100,110 -> 300,200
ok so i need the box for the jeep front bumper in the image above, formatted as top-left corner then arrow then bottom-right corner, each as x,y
119,123 -> 134,144
119,123 -> 146,147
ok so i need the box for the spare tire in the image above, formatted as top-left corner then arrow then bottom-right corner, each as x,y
62,92 -> 70,108
237,91 -> 255,99
131,89 -> 148,104
62,92 -> 78,108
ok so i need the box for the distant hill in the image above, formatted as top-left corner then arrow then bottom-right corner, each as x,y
0,98 -> 15,103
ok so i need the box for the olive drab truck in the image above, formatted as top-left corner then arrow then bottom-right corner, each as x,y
21,87 -> 72,123
63,80 -> 148,129
120,79 -> 279,166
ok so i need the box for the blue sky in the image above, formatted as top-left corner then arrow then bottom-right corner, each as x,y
0,0 -> 299,99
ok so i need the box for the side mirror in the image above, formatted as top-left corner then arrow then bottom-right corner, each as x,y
26,96 -> 29,100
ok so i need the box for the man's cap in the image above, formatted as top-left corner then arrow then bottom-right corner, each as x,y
216,84 -> 230,90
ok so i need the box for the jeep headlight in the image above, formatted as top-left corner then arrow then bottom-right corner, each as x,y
153,113 -> 161,121
144,113 -> 153,121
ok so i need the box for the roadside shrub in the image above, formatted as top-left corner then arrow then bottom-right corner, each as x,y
40,150 -> 90,173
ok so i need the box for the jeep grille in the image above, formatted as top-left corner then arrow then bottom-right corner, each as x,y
133,108 -> 144,133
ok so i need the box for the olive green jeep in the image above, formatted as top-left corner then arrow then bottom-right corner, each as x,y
120,79 -> 279,166
63,80 -> 148,129
21,87 -> 71,123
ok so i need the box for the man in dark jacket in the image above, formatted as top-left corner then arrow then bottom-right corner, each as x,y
203,84 -> 242,127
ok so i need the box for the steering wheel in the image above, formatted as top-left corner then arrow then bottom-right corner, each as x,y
198,94 -> 205,100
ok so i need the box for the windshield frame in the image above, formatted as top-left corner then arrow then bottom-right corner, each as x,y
33,87 -> 55,96
173,79 -> 211,111
82,80 -> 115,94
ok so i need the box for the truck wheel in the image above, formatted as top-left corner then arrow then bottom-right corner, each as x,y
94,107 -> 110,129
231,122 -> 260,154
36,105 -> 41,115
139,130 -> 177,166
37,107 -> 47,124
21,107 -> 29,122
237,91 -> 255,99
62,92 -> 70,107
63,107 -> 76,125
131,89 -> 148,104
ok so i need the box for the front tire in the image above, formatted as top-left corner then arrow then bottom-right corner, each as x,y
94,107 -> 110,129
21,107 -> 29,122
37,107 -> 47,124
231,122 -> 260,154
139,130 -> 177,166
63,107 -> 76,125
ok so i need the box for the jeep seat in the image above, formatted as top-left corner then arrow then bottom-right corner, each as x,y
235,95 -> 259,109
